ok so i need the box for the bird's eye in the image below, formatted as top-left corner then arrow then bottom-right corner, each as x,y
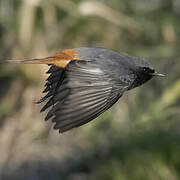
143,67 -> 148,72
142,67 -> 154,74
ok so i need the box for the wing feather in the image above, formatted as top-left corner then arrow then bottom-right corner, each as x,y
39,61 -> 126,133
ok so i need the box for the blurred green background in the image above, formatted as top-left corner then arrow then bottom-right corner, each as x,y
0,0 -> 180,179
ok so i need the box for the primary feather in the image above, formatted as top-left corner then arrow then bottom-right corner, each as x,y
40,60 -> 126,133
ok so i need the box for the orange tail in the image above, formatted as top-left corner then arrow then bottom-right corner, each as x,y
4,49 -> 80,68
5,57 -> 70,68
6,57 -> 54,64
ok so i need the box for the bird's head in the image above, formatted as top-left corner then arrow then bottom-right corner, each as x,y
127,56 -> 165,90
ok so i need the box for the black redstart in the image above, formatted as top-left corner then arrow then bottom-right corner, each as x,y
7,47 -> 165,133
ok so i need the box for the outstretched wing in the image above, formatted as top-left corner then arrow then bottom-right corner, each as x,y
40,60 -> 126,133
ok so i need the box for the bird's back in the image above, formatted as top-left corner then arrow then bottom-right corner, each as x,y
75,47 -> 138,78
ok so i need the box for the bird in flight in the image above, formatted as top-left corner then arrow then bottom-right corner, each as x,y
7,47 -> 165,133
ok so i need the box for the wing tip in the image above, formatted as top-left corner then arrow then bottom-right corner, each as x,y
56,124 -> 73,133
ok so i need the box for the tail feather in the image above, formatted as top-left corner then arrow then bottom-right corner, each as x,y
5,57 -> 53,64
4,56 -> 70,68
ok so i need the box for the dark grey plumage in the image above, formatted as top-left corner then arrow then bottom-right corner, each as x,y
38,47 -> 158,133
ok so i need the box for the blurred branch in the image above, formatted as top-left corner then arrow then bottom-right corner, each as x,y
78,1 -> 142,30
54,0 -> 143,31
53,0 -> 79,17
18,0 -> 40,49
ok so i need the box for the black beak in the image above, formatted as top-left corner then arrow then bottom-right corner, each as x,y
151,72 -> 165,77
